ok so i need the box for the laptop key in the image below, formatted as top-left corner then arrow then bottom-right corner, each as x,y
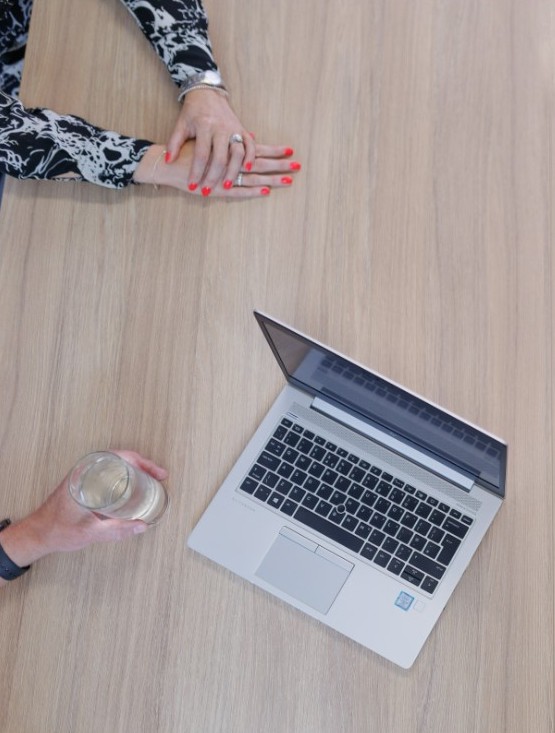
265,439 -> 285,456
254,486 -> 271,502
289,486 -> 305,503
368,529 -> 385,546
249,464 -> 266,481
348,483 -> 364,500
395,544 -> 412,561
295,455 -> 311,471
360,543 -> 377,561
421,576 -> 439,594
240,477 -> 258,494
323,452 -> 339,468
436,534 -> 461,565
443,517 -> 469,539
304,477 -> 320,493
409,535 -> 426,550
409,552 -> 446,580
290,469 -> 307,486
328,509 -> 344,525
356,505 -> 372,522
268,492 -> 284,509
401,566 -> 424,587
387,558 -> 404,575
374,550 -> 391,568
316,500 -> 332,517
302,493 -> 319,510
262,472 -> 279,488
258,452 -> 280,471
275,479 -> 292,495
461,514 -> 474,526
355,522 -> 371,539
294,507 -> 364,553
342,515 -> 358,531
277,462 -> 294,478
283,432 -> 300,447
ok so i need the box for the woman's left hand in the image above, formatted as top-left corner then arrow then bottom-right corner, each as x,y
165,89 -> 256,195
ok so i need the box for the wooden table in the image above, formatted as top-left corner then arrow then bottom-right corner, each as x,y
0,0 -> 553,730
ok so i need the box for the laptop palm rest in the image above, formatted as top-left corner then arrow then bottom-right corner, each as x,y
255,527 -> 353,614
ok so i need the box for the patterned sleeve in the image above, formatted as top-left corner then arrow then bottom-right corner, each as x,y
0,91 -> 152,188
121,0 -> 218,87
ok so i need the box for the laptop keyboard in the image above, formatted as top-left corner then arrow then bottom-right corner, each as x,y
238,418 -> 474,596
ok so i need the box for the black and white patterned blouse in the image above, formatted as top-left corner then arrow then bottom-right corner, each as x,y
0,0 -> 218,188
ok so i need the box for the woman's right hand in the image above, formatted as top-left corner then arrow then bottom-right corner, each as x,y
133,142 -> 301,198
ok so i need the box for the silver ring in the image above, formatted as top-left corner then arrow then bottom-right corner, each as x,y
229,133 -> 244,145
235,172 -> 244,187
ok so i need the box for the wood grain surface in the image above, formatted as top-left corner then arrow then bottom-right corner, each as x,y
0,0 -> 553,731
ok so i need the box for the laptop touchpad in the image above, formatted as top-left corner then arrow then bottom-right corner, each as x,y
256,527 -> 353,614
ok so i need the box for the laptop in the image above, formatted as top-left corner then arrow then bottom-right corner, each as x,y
188,311 -> 507,668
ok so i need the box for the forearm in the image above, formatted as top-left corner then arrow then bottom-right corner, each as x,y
120,0 -> 218,87
0,92 -> 152,188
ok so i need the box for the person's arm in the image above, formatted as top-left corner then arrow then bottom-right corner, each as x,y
0,91 -> 152,188
0,450 -> 167,588
120,0 -> 292,194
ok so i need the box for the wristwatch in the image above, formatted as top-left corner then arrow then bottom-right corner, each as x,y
0,518 -> 31,580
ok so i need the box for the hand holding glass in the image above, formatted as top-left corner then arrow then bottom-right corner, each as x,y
68,452 -> 168,524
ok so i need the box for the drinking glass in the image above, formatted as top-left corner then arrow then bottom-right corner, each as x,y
68,451 -> 168,524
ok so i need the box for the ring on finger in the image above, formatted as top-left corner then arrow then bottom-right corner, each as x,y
235,172 -> 244,187
229,133 -> 244,145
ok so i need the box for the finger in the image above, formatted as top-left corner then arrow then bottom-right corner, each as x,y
234,173 -> 295,190
113,450 -> 169,481
94,518 -> 149,542
253,143 -> 296,159
213,185 -> 272,199
188,133 -> 213,191
222,136 -> 248,190
247,156 -> 302,176
200,133 -> 234,192
166,127 -> 188,165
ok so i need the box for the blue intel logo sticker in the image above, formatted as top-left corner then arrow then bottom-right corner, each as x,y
395,591 -> 414,611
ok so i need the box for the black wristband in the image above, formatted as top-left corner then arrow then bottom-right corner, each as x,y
0,518 -> 31,580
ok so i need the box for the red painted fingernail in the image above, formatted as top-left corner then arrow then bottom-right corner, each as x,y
245,162 -> 253,171
289,161 -> 301,171
223,180 -> 233,190
284,147 -> 294,157
261,187 -> 271,196
164,151 -> 171,164
250,132 -> 256,139
188,182 -> 198,192
201,186 -> 212,197
281,176 -> 293,185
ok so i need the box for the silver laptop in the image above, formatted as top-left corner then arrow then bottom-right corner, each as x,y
188,311 -> 507,668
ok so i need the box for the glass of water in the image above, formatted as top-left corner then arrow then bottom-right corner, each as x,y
68,451 -> 169,524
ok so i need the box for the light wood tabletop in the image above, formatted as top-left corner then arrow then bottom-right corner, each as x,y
0,0 -> 553,731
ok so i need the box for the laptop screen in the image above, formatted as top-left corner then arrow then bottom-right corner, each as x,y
256,312 -> 507,497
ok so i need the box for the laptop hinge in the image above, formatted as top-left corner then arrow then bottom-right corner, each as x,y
311,396 -> 475,492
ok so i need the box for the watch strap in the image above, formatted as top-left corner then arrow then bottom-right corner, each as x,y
0,518 -> 31,580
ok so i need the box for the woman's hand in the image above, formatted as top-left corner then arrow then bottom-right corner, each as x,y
134,141 -> 301,198
165,89 -> 256,194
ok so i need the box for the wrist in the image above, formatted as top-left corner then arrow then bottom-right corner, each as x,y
132,145 -> 165,185
0,513 -> 51,567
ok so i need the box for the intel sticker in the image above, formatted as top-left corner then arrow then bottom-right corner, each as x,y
395,591 -> 414,611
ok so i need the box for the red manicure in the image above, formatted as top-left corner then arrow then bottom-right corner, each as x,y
188,182 -> 198,192
281,176 -> 293,185
164,151 -> 171,164
289,161 -> 301,171
284,147 -> 294,157
201,186 -> 212,197
223,180 -> 233,190
261,187 -> 271,196
245,162 -> 253,172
